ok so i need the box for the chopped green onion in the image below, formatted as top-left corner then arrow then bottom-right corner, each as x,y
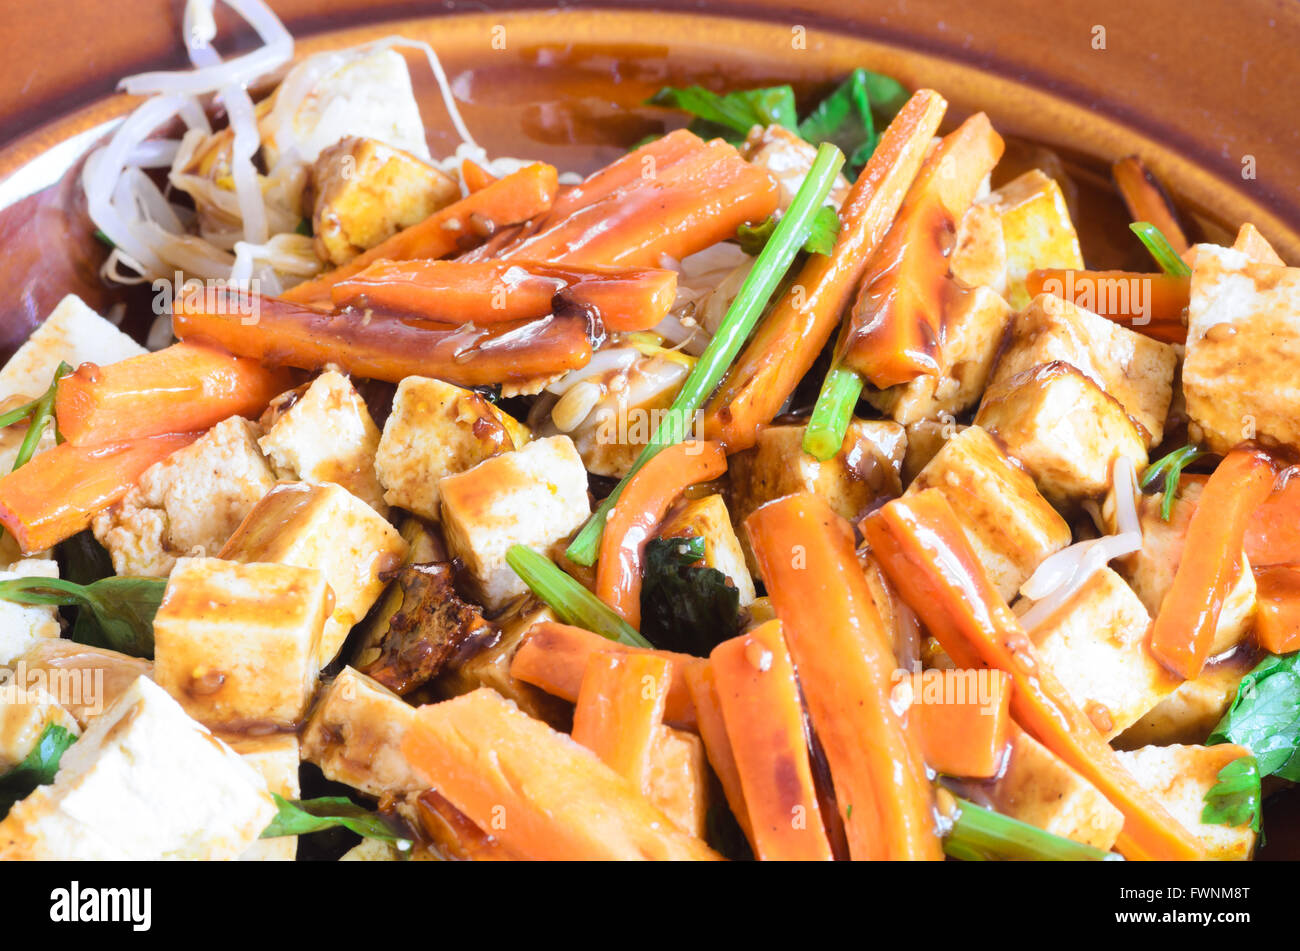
1140,444 -> 1207,520
506,544 -> 650,648
1130,222 -> 1192,277
565,143 -> 847,566
944,796 -> 1120,861
802,365 -> 863,460
11,362 -> 72,472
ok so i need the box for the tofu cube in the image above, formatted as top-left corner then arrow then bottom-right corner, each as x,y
1183,245 -> 1300,452
647,726 -> 709,839
1022,567 -> 1179,739
16,640 -> 153,727
300,666 -> 424,798
0,558 -> 61,665
230,733 -> 301,861
975,361 -> 1148,508
0,681 -> 80,772
375,375 -> 523,521
153,557 -> 330,729
741,124 -> 851,212
657,493 -> 756,606
984,169 -> 1083,309
1116,744 -> 1257,860
0,676 -> 273,860
991,294 -> 1178,446
93,416 -> 277,577
867,286 -> 1013,424
258,371 -> 387,514
1117,650 -> 1253,749
906,427 -> 1071,601
901,419 -> 965,486
220,482 -> 408,665
0,295 -> 144,403
949,201 -> 1008,296
439,435 -> 591,612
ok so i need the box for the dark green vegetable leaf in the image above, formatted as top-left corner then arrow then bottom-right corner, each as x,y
944,795 -> 1119,861
1201,755 -> 1262,833
737,204 -> 841,257
0,576 -> 166,658
648,84 -> 797,141
798,68 -> 908,173
0,723 -> 77,817
294,217 -> 314,237
261,794 -> 412,849
1208,652 -> 1300,780
639,535 -> 740,656
705,800 -> 753,861
1140,444 -> 1207,520
92,229 -> 116,249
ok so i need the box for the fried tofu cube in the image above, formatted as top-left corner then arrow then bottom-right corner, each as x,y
258,371 -> 387,514
0,681 -> 80,772
0,676 -> 273,860
230,733 -> 301,861
991,294 -> 1178,446
375,375 -> 525,521
906,428 -> 1070,601
439,435 -> 591,612
300,666 -> 424,798
0,558 -> 61,665
867,286 -> 1013,424
1115,744 -> 1257,860
1023,567 -> 1179,739
92,416 -> 277,577
1117,650 -> 1253,748
153,558 -> 330,730
657,493 -> 756,606
15,640 -> 153,727
741,124 -> 851,211
975,361 -> 1148,508
988,727 -> 1124,850
311,135 -> 459,265
984,169 -> 1083,309
647,726 -> 709,838
950,201 -> 1008,295
901,419 -> 964,486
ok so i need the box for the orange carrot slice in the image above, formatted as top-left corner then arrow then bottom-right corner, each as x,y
683,661 -> 754,844
1112,156 -> 1190,255
909,668 -> 1011,779
571,650 -> 672,790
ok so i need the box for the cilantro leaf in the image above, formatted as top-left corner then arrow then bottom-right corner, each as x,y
261,794 -> 412,849
0,576 -> 166,658
737,204 -> 840,257
1140,444 -> 1207,520
0,723 -> 77,816
1201,756 -> 1262,833
639,535 -> 740,656
1208,652 -> 1300,779
647,84 -> 797,141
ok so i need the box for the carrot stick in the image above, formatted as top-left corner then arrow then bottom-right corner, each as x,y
1112,156 -> 1190,255
683,661 -> 754,844
839,113 -> 1004,388
54,341 -> 296,446
400,688 -> 720,860
571,650 -> 672,790
860,488 -> 1205,860
460,158 -> 498,194
1253,565 -> 1300,655
510,621 -> 701,728
331,259 -> 678,332
413,789 -> 520,860
595,440 -> 727,628
1233,223 -> 1285,265
702,90 -> 948,451
173,287 -> 592,387
909,668 -> 1011,779
711,620 -> 833,861
282,163 -> 559,304
1025,269 -> 1190,344
0,433 -> 199,553
746,493 -> 942,861
1246,466 -> 1300,567
1149,448 -> 1277,680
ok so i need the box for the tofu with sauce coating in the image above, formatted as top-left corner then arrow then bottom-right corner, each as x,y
1117,649 -> 1254,749
15,640 -> 153,727
983,169 -> 1083,309
740,124 -> 851,212
231,733 -> 301,861
0,682 -> 80,772
949,201 -> 1007,295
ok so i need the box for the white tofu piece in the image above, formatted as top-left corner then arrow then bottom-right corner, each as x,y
1183,244 -> 1300,452
1022,567 -> 1179,739
975,361 -> 1148,508
906,428 -> 1070,601
220,482 -> 409,666
439,436 -> 591,612
0,295 -> 144,404
657,494 -> 756,606
339,838 -> 403,861
374,375 -> 524,521
901,419 -> 964,486
1116,744 -> 1257,860
92,416 -> 277,577
983,169 -> 1083,309
991,294 -> 1178,446
0,681 -> 80,772
741,124 -> 852,212
0,559 -> 61,665
1117,650 -> 1253,749
259,371 -> 387,514
0,676 -> 273,860
230,734 -> 300,861
300,666 -> 424,798
15,640 -> 153,727
153,558 -> 330,730
867,286 -> 1013,424
949,201 -> 1008,296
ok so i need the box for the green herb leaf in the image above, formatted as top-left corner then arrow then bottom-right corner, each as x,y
506,545 -> 651,648
1208,652 -> 1300,780
1140,444 -> 1207,520
944,796 -> 1120,861
0,575 -> 166,658
647,84 -> 797,141
639,536 -> 740,656
1130,222 -> 1192,277
736,204 -> 840,257
1201,755 -> 1262,833
0,723 -> 77,816
294,217 -> 314,237
261,794 -> 412,849
93,229 -> 115,249
798,68 -> 908,174
9,362 -> 72,471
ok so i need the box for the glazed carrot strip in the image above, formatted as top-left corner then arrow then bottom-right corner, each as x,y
282,163 -> 559,303
702,90 -> 948,451
596,441 -> 726,628
747,493 -> 942,861
1150,448 -> 1277,680
839,113 -> 1004,388
173,288 -> 591,387
683,661 -> 754,844
571,651 -> 672,790
331,259 -> 678,332
460,158 -> 498,193
909,668 -> 1011,779
1246,466 -> 1300,566
711,620 -> 833,861
1253,565 -> 1300,655
860,488 -> 1204,860
510,621 -> 701,728
0,433 -> 199,553
1025,269 -> 1190,344
1112,156 -> 1190,255
54,342 -> 296,446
